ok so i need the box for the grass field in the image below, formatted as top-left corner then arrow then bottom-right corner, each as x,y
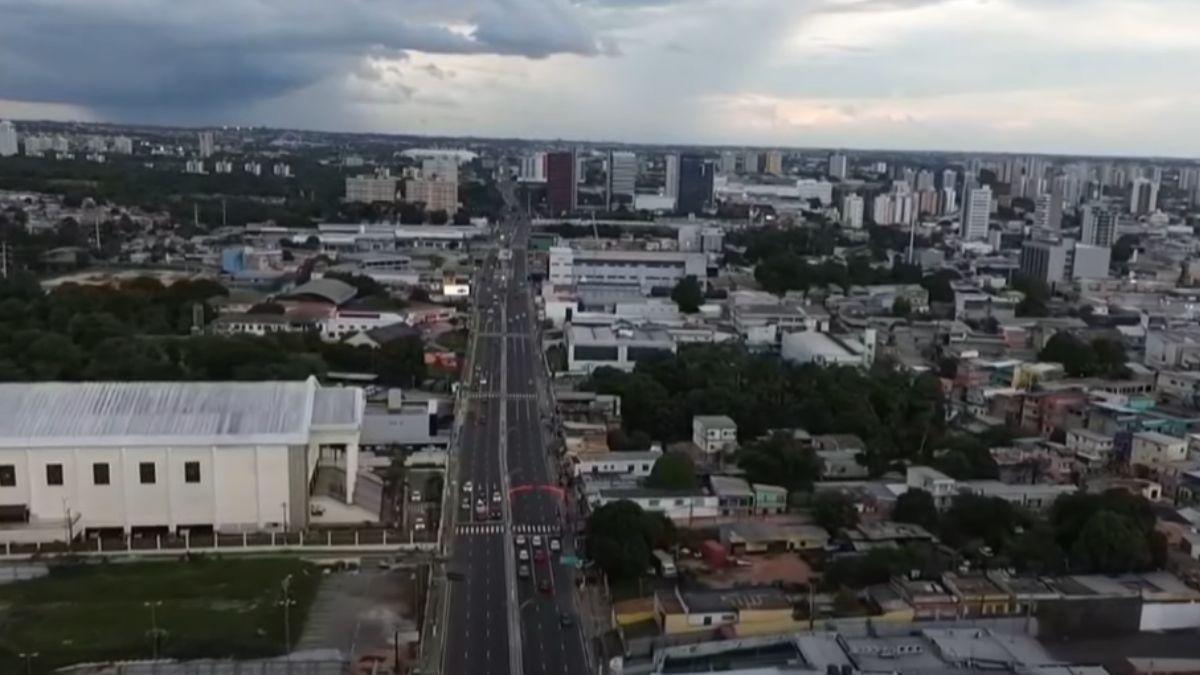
0,557 -> 321,674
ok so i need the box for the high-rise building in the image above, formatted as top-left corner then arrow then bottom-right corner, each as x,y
941,169 -> 957,192
607,151 -> 638,210
1020,239 -> 1070,285
1033,177 -> 1063,229
520,153 -> 547,182
546,151 -> 577,215
764,150 -> 783,175
917,190 -> 940,216
345,174 -> 397,203
198,131 -> 215,158
915,170 -> 936,191
111,136 -> 133,155
664,154 -> 680,199
422,157 -> 458,182
272,163 -> 292,178
1071,243 -> 1111,280
872,194 -> 892,225
719,151 -> 738,175
1081,204 -> 1118,248
243,161 -> 262,176
841,194 -> 864,229
742,151 -> 759,174
1129,177 -> 1158,215
941,187 -> 957,214
0,120 -> 17,157
828,153 -> 848,180
962,186 -> 992,241
406,178 -> 459,213
677,154 -> 714,216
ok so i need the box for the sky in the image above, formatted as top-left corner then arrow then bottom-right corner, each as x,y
2,0 -> 1200,156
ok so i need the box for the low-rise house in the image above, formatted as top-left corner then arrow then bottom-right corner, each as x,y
709,475 -> 755,517
719,521 -> 830,554
957,480 -> 1076,512
342,322 -> 421,349
891,578 -> 959,620
1131,431 -> 1189,468
906,466 -> 958,508
844,522 -> 938,552
941,572 -> 1012,617
753,483 -> 788,515
571,450 -> 661,479
591,487 -> 719,523
692,415 -> 738,455
653,586 -> 800,636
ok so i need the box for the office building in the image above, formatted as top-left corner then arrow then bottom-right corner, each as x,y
719,151 -> 738,175
566,323 -> 676,374
828,153 -> 848,180
1081,203 -> 1118,248
916,169 -> 936,191
1019,239 -> 1069,285
961,186 -> 992,241
742,150 -> 759,174
1071,243 -> 1111,280
941,187 -> 957,214
841,194 -> 864,229
664,154 -> 680,199
520,153 -> 547,182
0,120 -> 17,157
1129,177 -> 1159,215
405,178 -> 459,213
677,154 -> 714,216
198,131 -> 215,158
0,379 -> 365,542
764,150 -> 783,175
548,246 -> 706,293
546,151 -> 577,215
607,150 -> 638,210
941,168 -> 957,192
345,175 -> 398,203
1034,193 -> 1061,230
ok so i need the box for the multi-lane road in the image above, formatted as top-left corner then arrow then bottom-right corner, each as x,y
442,202 -> 589,675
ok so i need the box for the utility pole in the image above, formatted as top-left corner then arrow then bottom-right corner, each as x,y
143,600 -> 164,659
279,575 -> 296,654
1,241 -> 8,280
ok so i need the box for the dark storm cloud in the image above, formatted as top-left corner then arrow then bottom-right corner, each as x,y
0,0 -> 604,115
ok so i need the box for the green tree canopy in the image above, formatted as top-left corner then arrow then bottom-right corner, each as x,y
737,432 -> 820,493
892,488 -> 939,532
646,451 -> 698,490
586,500 -> 676,581
670,276 -> 704,314
812,491 -> 860,535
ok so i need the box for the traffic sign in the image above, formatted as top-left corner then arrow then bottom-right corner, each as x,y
560,555 -> 582,569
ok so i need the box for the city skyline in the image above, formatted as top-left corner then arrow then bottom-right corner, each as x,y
3,0 -> 1200,157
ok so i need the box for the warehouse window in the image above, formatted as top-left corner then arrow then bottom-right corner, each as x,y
184,462 -> 201,484
139,462 -> 156,485
0,464 -> 15,487
46,464 -> 64,486
93,463 -> 110,485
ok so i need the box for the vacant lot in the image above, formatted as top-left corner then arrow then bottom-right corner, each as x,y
0,557 -> 320,674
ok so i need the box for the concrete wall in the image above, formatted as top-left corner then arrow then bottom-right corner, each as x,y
1139,601 -> 1200,631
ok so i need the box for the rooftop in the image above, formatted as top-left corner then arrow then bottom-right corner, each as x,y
284,278 -> 357,305
695,415 -> 738,429
569,323 -> 672,345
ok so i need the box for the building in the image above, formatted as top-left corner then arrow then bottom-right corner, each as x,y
764,150 -> 783,175
345,175 -> 398,203
693,416 -> 738,455
1130,177 -> 1159,215
520,152 -> 547,182
906,466 -> 959,508
421,156 -> 458,182
841,193 -> 864,229
548,246 -> 706,293
572,450 -> 660,478
0,379 -> 364,542
546,151 -> 577,215
590,487 -> 719,522
781,331 -> 876,367
273,163 -> 292,178
962,186 -> 992,240
828,153 -> 848,180
1131,431 -> 1188,468
607,151 -> 638,210
405,178 -> 459,214
1081,203 -> 1118,248
1020,239 -> 1070,285
0,120 -> 17,157
677,154 -> 714,216
742,150 -> 759,174
718,151 -> 738,175
198,131 -> 214,158
566,323 -> 676,373
664,154 -> 680,198
1071,243 -> 1111,280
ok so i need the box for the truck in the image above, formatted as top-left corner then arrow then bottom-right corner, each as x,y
652,549 -> 677,579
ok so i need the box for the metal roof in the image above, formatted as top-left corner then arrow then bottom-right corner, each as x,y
286,278 -> 357,305
0,378 -> 362,448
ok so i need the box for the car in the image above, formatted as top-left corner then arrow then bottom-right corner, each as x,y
533,549 -> 546,563
491,491 -> 501,503
413,517 -> 426,531
549,538 -> 561,552
490,505 -> 501,519
559,612 -> 574,627
538,578 -> 551,593
518,549 -> 529,561
532,535 -> 543,547
462,481 -> 473,494
515,534 -> 527,546
518,564 -> 530,579
461,497 -> 470,510
410,490 -> 422,503
475,499 -> 487,516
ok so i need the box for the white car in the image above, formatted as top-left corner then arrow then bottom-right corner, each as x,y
518,549 -> 529,561
462,481 -> 473,494
414,517 -> 426,531
549,538 -> 561,552
410,490 -> 422,503
532,535 -> 543,548
492,491 -> 501,503
515,534 -> 527,546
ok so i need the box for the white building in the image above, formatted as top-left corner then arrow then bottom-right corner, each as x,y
742,150 -> 759,174
520,152 -> 547,182
273,163 -> 293,178
111,136 -> 134,155
692,416 -> 738,455
962,186 -> 992,240
1130,431 -> 1188,468
841,194 -> 864,229
719,151 -> 738,175
566,323 -> 676,373
198,131 -> 215,158
665,154 -> 680,198
590,488 -> 719,522
548,246 -> 706,293
572,450 -> 661,478
0,379 -> 364,543
906,466 -> 959,509
348,172 -> 398,201
828,153 -> 848,180
781,331 -> 876,367
1081,204 -> 1118,248
608,151 -> 638,209
0,120 -> 18,157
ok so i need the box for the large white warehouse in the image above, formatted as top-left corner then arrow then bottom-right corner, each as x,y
0,378 -> 363,542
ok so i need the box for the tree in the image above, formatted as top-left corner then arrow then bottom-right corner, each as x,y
891,297 -> 912,318
452,209 -> 471,225
737,432 -> 820,493
1013,275 -> 1051,317
670,276 -> 704,314
646,451 -> 698,490
374,335 -> 427,387
812,491 -> 860,534
940,494 -> 1027,551
892,489 -> 939,531
1112,234 -> 1139,264
1070,512 -> 1152,574
429,209 -> 449,225
1039,332 -> 1096,377
586,500 -> 675,581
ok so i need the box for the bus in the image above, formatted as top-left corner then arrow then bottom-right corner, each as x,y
652,550 -> 677,578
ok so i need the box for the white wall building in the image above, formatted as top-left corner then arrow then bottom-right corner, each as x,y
520,152 -> 547,182
841,194 -> 864,229
0,379 -> 364,543
781,330 -> 876,367
548,246 -> 706,293
962,186 -> 992,240
572,450 -> 661,478
692,416 -> 738,455
1130,431 -> 1188,468
198,131 -> 215,158
566,323 -> 677,373
591,489 -> 720,522
0,120 -> 18,157
345,175 -> 398,203
828,154 -> 848,180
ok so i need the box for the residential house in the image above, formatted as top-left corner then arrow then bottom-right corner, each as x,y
941,573 -> 1013,617
692,415 -> 738,455
653,587 -> 800,636
709,475 -> 755,517
906,466 -> 958,509
891,578 -> 959,620
753,483 -> 788,515
719,522 -> 830,555
1131,431 -> 1189,469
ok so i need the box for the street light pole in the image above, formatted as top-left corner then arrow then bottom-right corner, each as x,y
279,574 -> 296,655
143,601 -> 164,660
18,652 -> 37,675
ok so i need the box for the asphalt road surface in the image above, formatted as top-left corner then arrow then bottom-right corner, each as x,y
443,196 -> 588,675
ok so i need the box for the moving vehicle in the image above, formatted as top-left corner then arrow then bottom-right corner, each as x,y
413,517 -> 426,531
532,535 -> 543,547
491,491 -> 501,503
518,549 -> 529,561
410,490 -> 421,503
534,549 -> 546,564
475,499 -> 487,517
549,538 -> 561,552
559,612 -> 574,627
538,578 -> 551,593
515,534 -> 527,546
462,481 -> 473,494
461,497 -> 470,510
518,564 -> 530,579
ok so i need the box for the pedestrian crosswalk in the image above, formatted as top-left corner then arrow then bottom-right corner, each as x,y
465,392 -> 538,400
454,522 -> 561,536
456,523 -> 505,536
512,523 -> 560,536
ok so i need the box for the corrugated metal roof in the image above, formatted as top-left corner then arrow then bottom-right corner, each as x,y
0,378 -> 360,448
312,387 -> 362,427
287,278 -> 356,305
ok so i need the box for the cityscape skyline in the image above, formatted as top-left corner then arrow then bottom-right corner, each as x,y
3,0 -> 1200,156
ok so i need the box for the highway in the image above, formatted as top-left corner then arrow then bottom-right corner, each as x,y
442,192 -> 589,675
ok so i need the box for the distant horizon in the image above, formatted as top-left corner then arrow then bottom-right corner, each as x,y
3,114 -> 1199,165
